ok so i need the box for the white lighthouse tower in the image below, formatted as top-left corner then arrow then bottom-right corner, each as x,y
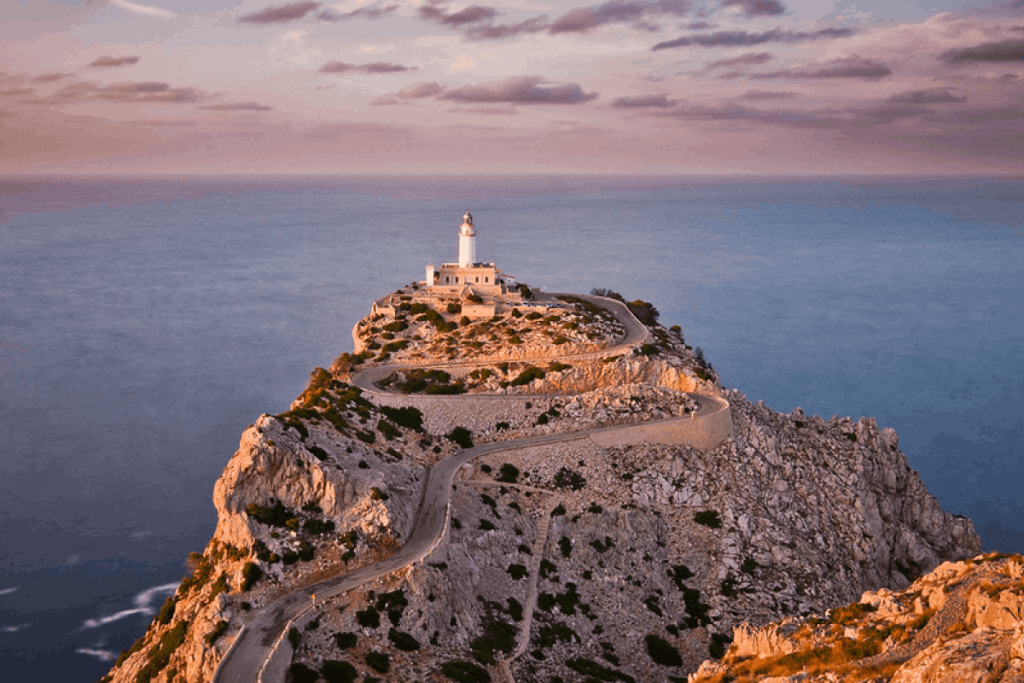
458,210 -> 477,268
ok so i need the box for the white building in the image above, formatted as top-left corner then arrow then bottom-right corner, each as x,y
426,211 -> 509,295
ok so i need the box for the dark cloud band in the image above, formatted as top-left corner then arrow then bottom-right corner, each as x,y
652,26 -> 854,51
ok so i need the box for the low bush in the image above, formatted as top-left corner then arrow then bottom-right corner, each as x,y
333,632 -> 357,649
447,426 -> 474,449
205,620 -> 229,644
365,651 -> 390,673
694,510 -> 722,529
288,663 -> 319,683
554,467 -> 586,491
320,660 -> 358,683
511,366 -> 545,386
355,606 -> 380,629
156,596 -> 176,625
380,406 -> 424,432
470,619 -> 517,665
441,661 -> 491,683
377,420 -> 400,440
241,562 -> 262,591
645,634 -> 682,667
246,501 -> 296,528
507,564 -> 528,580
388,628 -> 420,651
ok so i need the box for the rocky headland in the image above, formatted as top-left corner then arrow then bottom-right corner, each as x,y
99,287 -> 982,683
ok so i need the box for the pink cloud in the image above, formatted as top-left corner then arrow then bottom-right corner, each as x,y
752,55 -> 892,80
239,2 -> 321,24
652,27 -> 854,51
440,77 -> 598,104
318,62 -> 415,74
721,0 -> 785,17
89,56 -> 141,68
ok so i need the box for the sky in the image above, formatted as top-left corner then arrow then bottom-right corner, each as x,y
1,0 -> 1023,174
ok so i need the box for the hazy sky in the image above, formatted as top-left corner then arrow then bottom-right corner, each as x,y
2,0 -> 1023,174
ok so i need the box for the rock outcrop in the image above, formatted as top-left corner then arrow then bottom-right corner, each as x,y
99,290 -> 981,683
690,553 -> 1024,683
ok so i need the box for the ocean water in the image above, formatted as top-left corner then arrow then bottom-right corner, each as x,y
0,175 -> 1021,682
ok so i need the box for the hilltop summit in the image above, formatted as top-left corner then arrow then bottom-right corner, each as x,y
99,216 -> 980,683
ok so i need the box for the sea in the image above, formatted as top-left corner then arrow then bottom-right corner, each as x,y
0,175 -> 1021,682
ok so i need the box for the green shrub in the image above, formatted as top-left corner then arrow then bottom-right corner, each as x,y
479,519 -> 495,531
380,406 -> 424,432
551,504 -> 566,517
241,562 -> 262,591
365,651 -> 390,673
627,300 -> 660,326
134,621 -> 188,683
565,657 -> 635,683
495,463 -> 519,482
507,564 -> 528,580
694,510 -> 722,529
447,303 -> 462,314
205,620 -> 229,644
288,663 -> 319,683
156,596 -> 176,625
246,501 -> 295,528
320,660 -> 358,683
356,429 -> 376,444
741,557 -> 758,575
383,320 -> 407,332
536,413 -> 549,425
709,633 -> 732,660
307,445 -> 328,461
645,634 -> 682,667
388,628 -> 420,651
377,420 -> 400,440
470,619 -> 517,665
554,467 -> 586,491
447,426 -> 474,448
303,518 -> 336,535
511,366 -> 545,386
559,536 -> 572,558
643,595 -> 663,616
355,606 -> 380,629
537,623 -> 577,648
334,631 -> 357,649
441,661 -> 491,683
370,487 -> 389,501
507,597 -> 524,621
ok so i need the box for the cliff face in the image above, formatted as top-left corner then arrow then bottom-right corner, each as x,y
100,292 -> 981,683
691,553 -> 1024,683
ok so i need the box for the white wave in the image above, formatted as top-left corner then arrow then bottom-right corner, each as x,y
1,623 -> 32,633
79,582 -> 179,630
77,647 -> 116,662
81,607 -> 148,630
0,586 -> 19,596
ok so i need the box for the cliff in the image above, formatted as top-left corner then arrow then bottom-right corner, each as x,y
690,552 -> 1024,683
99,289 -> 981,683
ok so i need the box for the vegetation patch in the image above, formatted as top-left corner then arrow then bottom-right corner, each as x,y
694,510 -> 722,529
364,651 -> 390,674
441,661 -> 491,683
447,426 -> 474,448
554,467 -> 586,491
645,634 -> 682,667
320,660 -> 358,683
470,619 -> 517,665
334,632 -> 357,649
241,562 -> 263,591
134,621 -> 188,683
205,620 -> 229,645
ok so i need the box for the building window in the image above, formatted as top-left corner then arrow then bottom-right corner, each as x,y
485,277 -> 489,283
445,276 -> 450,283
455,277 -> 458,283
475,277 -> 479,283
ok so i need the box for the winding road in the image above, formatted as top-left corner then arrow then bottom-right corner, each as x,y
212,294 -> 731,683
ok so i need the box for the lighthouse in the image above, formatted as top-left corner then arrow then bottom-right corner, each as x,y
458,211 -> 477,268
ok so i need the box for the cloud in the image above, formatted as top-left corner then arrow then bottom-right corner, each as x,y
463,17 -> 551,40
316,4 -> 399,22
89,56 -> 141,68
611,93 -> 676,107
440,76 -> 598,104
95,81 -> 206,103
76,648 -> 116,663
239,1 -> 321,24
753,55 -> 892,80
740,89 -> 795,99
370,82 -> 446,105
706,51 -> 772,69
549,0 -> 692,35
652,26 -> 854,51
1,623 -> 32,633
888,87 -> 966,104
33,74 -> 68,84
319,62 -> 415,74
108,0 -> 177,19
400,82 -> 445,98
198,102 -> 273,111
0,587 -> 19,596
418,3 -> 499,27
721,0 -> 785,17
940,38 -> 1024,63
